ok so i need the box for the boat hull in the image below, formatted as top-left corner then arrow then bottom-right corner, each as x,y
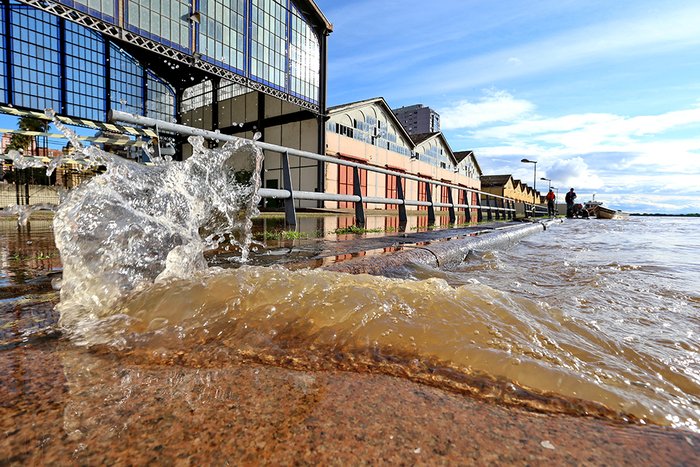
595,206 -> 629,219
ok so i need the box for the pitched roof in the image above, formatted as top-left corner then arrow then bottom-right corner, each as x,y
454,150 -> 483,176
480,174 -> 513,187
410,132 -> 461,166
327,97 -> 414,147
409,132 -> 439,145
295,0 -> 333,33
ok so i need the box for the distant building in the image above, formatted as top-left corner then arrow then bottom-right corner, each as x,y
480,174 -> 539,205
392,104 -> 441,134
1,134 -> 11,154
325,97 -> 482,225
325,97 -> 481,229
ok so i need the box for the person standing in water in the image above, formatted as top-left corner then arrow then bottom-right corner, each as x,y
565,188 -> 577,218
546,189 -> 556,217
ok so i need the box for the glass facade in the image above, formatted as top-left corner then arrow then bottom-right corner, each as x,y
181,80 -> 213,114
126,0 -> 191,52
57,0 -> 116,22
0,3 -> 177,122
289,3 -> 320,103
199,0 -> 246,73
250,0 -> 287,90
219,80 -> 251,102
109,43 -> 145,116
65,22 -> 106,121
10,7 -> 62,112
0,0 -> 324,123
0,7 -> 6,105
146,72 -> 176,122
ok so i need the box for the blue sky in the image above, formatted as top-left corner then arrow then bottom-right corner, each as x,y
314,0 -> 700,214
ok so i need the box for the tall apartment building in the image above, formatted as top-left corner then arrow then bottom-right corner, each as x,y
392,104 -> 441,134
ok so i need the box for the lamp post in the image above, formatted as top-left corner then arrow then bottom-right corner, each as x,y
521,159 -> 537,211
540,177 -> 552,191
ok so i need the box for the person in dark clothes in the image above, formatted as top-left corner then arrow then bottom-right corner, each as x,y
565,188 -> 577,218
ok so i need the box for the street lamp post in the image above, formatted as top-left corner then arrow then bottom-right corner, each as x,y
521,158 -> 537,213
540,177 -> 552,191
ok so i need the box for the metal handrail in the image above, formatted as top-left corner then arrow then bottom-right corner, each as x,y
109,110 -> 541,226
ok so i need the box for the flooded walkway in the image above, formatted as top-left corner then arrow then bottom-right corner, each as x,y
1,214 -> 699,464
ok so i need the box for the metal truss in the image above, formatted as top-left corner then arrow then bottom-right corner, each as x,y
15,0 -> 321,114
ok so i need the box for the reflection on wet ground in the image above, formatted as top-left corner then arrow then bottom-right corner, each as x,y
217,213 -> 509,269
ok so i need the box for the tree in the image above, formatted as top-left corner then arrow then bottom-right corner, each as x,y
4,116 -> 49,155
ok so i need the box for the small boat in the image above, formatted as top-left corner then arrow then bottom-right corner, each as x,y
584,194 -> 629,219
594,205 -> 629,219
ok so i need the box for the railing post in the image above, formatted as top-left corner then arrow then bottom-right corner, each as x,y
14,169 -> 21,205
447,187 -> 456,224
486,197 -> 493,221
464,190 -> 471,223
396,174 -> 407,224
353,166 -> 365,227
495,198 -> 501,221
425,181 -> 435,225
508,200 -> 514,220
477,193 -> 483,222
282,151 -> 297,227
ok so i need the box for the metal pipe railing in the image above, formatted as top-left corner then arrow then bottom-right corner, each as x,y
109,110 -> 541,226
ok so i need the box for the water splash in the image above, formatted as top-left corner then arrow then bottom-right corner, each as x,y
8,149 -> 46,170
0,203 -> 58,226
54,135 -> 262,328
35,108 -> 264,329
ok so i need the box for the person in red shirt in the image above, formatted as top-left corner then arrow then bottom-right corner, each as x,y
546,189 -> 556,217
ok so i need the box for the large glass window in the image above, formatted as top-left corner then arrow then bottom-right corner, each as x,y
219,80 -> 251,102
126,0 -> 190,52
146,72 -> 175,122
199,0 -> 246,73
181,80 -> 213,113
65,22 -> 106,121
289,3 -> 320,103
419,142 -> 453,170
57,0 -> 116,22
109,43 -> 144,116
250,0 -> 287,90
10,8 -> 61,111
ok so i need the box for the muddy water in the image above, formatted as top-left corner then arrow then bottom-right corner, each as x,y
1,215 -> 700,463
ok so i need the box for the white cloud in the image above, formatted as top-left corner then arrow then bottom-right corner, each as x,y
439,90 -> 535,130
462,101 -> 700,173
443,91 -> 700,212
546,157 -> 605,191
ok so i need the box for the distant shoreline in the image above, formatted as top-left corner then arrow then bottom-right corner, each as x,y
630,213 -> 700,217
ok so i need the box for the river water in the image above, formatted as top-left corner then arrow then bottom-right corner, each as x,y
2,213 -> 698,435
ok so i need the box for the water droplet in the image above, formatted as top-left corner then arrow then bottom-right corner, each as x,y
253,132 -> 262,141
